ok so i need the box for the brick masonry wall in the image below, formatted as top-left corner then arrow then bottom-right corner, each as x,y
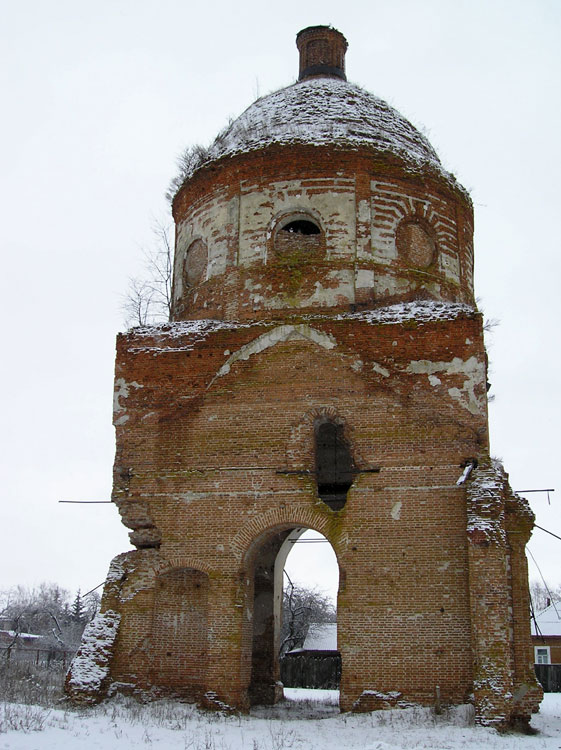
65,127 -> 539,726
171,145 -> 474,321
63,304 -> 542,725
100,311 -> 490,709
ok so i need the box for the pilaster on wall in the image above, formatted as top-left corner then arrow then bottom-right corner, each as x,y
466,459 -> 539,727
505,495 -> 544,720
202,573 -> 249,712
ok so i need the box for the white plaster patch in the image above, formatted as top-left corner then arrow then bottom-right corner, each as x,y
113,378 -> 143,414
374,272 -> 413,298
428,375 -> 441,386
406,356 -> 485,415
357,199 -> 370,223
439,251 -> 460,284
355,268 -> 374,289
437,561 -> 450,572
351,359 -> 363,372
212,325 -> 337,383
244,278 -> 266,306
391,501 -> 402,520
115,415 -> 129,426
372,362 -> 390,378
178,492 -> 209,503
248,269 -> 355,311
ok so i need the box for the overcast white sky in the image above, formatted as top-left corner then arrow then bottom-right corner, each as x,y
1,0 -> 559,603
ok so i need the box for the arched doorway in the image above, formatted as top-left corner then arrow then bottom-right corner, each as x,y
244,525 -> 339,706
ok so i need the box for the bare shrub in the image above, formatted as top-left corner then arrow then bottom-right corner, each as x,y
0,659 -> 66,707
0,703 -> 50,733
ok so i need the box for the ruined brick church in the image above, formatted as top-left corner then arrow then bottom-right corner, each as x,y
67,26 -> 542,726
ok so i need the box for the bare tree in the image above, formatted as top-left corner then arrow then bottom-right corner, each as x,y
280,573 -> 336,656
0,583 -> 99,653
530,580 -> 561,613
121,277 -> 155,327
122,219 -> 174,328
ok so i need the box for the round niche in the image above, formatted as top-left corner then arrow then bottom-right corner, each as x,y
183,239 -> 207,288
396,221 -> 436,269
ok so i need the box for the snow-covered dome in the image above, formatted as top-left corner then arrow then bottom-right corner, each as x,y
170,26 -> 474,322
206,77 -> 443,175
171,26 -> 461,195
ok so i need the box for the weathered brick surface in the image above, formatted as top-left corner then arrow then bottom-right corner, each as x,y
171,147 -> 474,321
66,26 -> 541,727
67,306 -> 539,722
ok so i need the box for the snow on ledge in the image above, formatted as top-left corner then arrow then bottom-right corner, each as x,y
125,301 -> 478,347
466,461 -> 507,545
338,301 -> 477,325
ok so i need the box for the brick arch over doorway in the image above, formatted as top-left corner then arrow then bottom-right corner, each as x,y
230,506 -> 336,562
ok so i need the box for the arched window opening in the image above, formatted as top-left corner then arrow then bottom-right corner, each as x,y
273,214 -> 324,256
315,420 -> 354,511
281,219 -> 321,235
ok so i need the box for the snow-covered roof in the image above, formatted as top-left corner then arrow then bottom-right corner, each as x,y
186,78 -> 460,191
532,603 -> 561,637
0,629 -> 44,640
302,623 -> 337,651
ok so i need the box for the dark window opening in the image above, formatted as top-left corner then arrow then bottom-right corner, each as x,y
315,421 -> 354,511
281,220 -> 321,235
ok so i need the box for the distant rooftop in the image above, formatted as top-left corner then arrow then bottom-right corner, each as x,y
531,603 -> 561,637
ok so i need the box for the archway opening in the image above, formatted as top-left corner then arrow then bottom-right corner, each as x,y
281,530 -> 339,696
246,526 -> 339,707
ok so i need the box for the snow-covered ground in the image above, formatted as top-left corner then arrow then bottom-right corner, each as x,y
2,690 -> 560,749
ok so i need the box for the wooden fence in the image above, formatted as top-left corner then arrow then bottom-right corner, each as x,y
1,646 -> 74,669
280,651 -> 341,689
282,656 -> 561,694
535,664 -> 561,692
